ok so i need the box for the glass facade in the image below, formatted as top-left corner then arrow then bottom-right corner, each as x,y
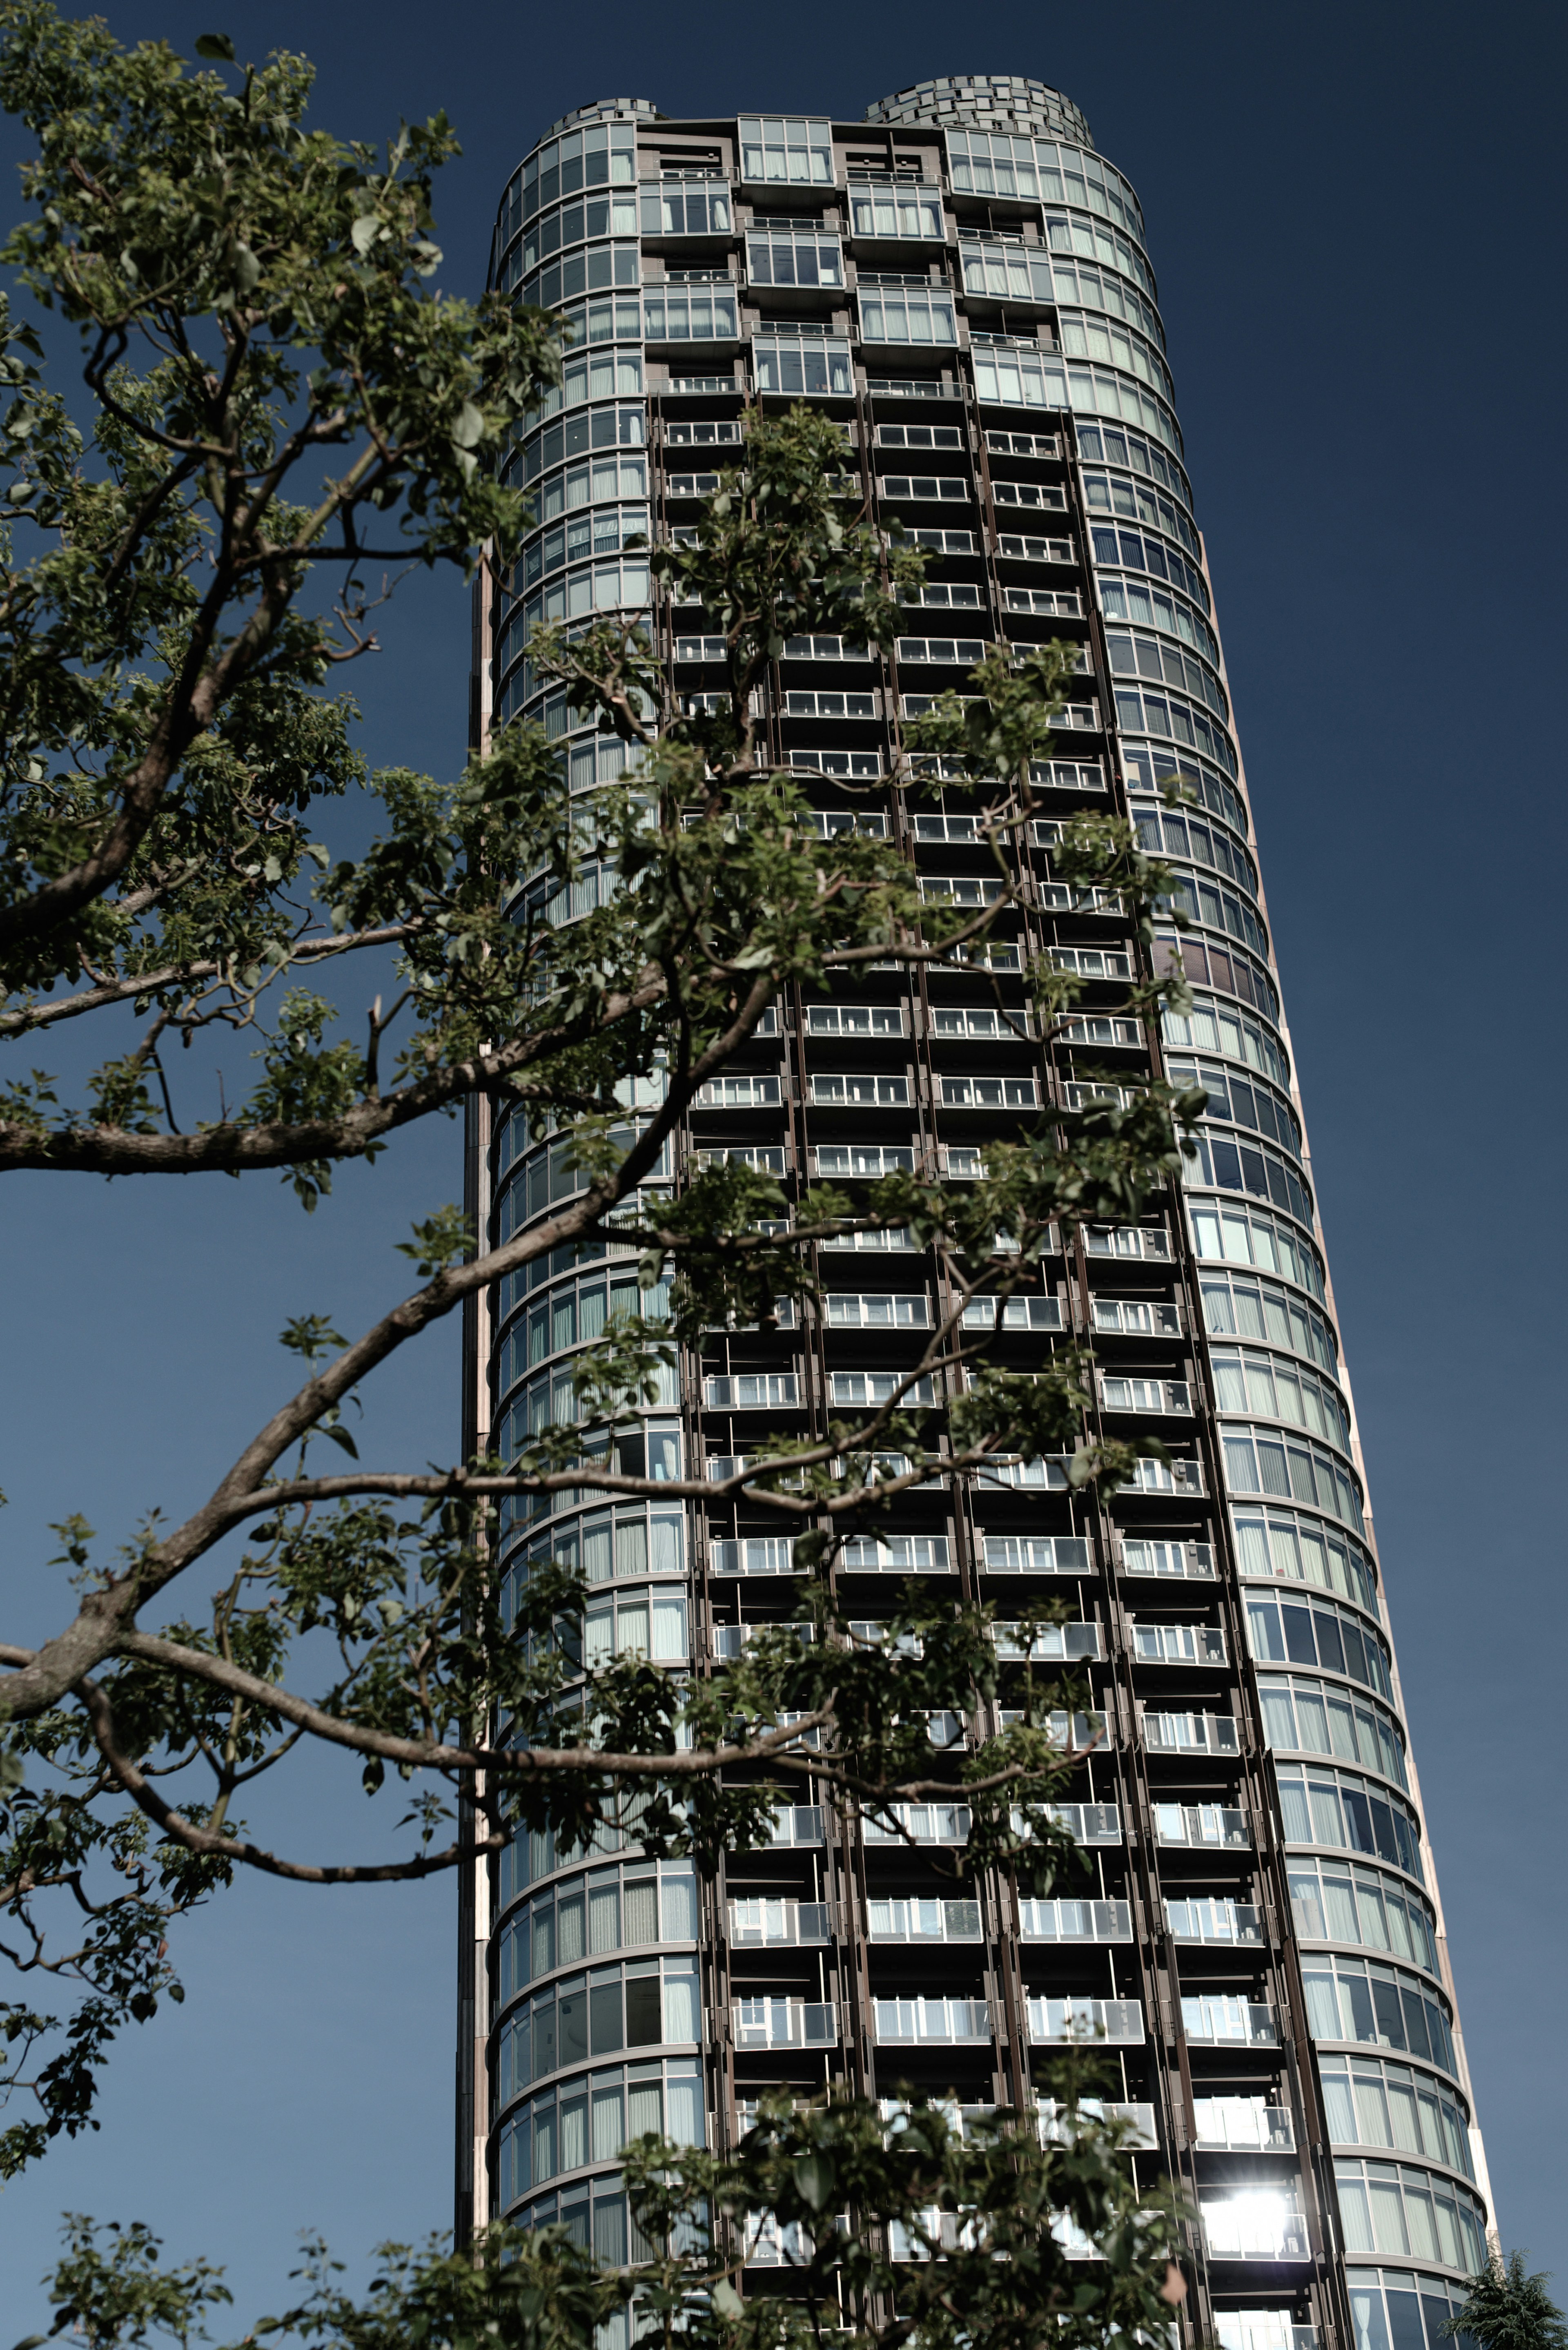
461,74 -> 1494,2348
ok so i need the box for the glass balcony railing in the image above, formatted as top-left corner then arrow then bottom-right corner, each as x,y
1144,1709 -> 1240,1755
732,1998 -> 836,2049
1181,1995 -> 1278,2047
1167,1898 -> 1265,1946
1202,2192 -> 1311,2261
863,1802 -> 970,1846
1027,1997 -> 1145,2046
763,1804 -> 825,1847
874,1996 -> 994,2045
728,1899 -> 830,1947
868,1897 -> 982,1943
1132,1621 -> 1227,1665
992,1620 -> 1102,1661
1121,1538 -> 1216,1580
1155,1802 -> 1248,1848
1193,2096 -> 1295,2151
1090,1296 -> 1182,1337
1018,1897 -> 1133,1943
1216,2317 -> 1319,2350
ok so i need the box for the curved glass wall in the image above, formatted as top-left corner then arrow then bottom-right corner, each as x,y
463,72 -> 1492,2337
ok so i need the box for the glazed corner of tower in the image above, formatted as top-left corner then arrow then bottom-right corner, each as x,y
861,72 -> 1092,148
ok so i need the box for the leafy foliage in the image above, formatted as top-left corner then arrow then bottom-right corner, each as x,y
1443,2255 -> 1568,2350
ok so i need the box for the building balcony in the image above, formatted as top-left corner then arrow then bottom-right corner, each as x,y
1168,1899 -> 1265,1947
1155,1802 -> 1249,1849
728,1899 -> 831,1948
1091,1297 -> 1182,1337
868,1897 -> 983,1944
1027,1996 -> 1144,2047
1018,1897 -> 1132,1943
1193,2096 -> 1296,2152
732,1998 -> 837,2050
1132,1621 -> 1227,1665
1181,1995 -> 1278,2048
1120,1538 -> 1215,1581
1143,1710 -> 1240,1756
874,1996 -> 994,2046
1202,2191 -> 1311,2263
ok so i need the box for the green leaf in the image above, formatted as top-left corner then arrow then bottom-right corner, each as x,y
710,2282 -> 745,2319
350,212 -> 381,256
793,2150 -> 834,2210
194,31 -> 236,58
451,399 -> 486,450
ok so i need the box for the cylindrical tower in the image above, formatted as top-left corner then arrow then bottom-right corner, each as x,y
459,75 -> 1494,2350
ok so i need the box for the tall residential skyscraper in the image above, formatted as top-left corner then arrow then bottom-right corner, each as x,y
459,74 -> 1494,2350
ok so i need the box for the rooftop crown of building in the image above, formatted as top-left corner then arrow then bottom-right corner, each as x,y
863,74 -> 1092,145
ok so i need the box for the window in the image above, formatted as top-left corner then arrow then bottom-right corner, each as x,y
1277,1766 -> 1423,1880
1334,2160 -> 1486,2274
499,1497 -> 685,1616
858,280 -> 958,345
1289,1858 -> 1440,1978
1211,1346 -> 1350,1452
1222,1424 -> 1362,1533
497,1955 -> 701,2104
709,1536 -> 797,1575
753,334 -> 853,395
849,184 -> 944,240
518,402 -> 644,487
840,1534 -> 951,1570
1114,680 -> 1236,777
1185,1128 -> 1314,1234
642,177 -> 731,234
1231,1506 -> 1379,1616
1059,309 -> 1173,403
1175,1054 -> 1298,1153
1304,1957 -> 1456,2074
1246,1592 -> 1392,1696
1075,424 -> 1194,533
521,122 -> 638,223
738,116 -> 834,185
497,2055 -> 704,2214
971,337 -> 1065,413
519,505 -> 649,588
1101,571 -> 1218,664
1036,251 -> 1164,345
643,281 -> 738,341
521,241 -> 639,311
1260,1675 -> 1407,1790
495,1267 -> 671,1400
1165,998 -> 1285,1086
1189,1199 -> 1325,1303
498,1860 -> 698,1992
747,225 -> 843,287
1106,624 -> 1226,720
959,237 -> 1053,303
1090,510 -> 1208,598
528,450 -> 648,526
582,1585 -> 688,1668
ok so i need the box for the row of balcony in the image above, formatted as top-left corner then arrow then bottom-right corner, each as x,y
728,1894 -> 1265,1947
725,1991 -> 1279,2051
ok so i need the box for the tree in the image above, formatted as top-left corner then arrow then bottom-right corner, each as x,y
0,8 -> 1202,2341
1444,2256 -> 1568,2350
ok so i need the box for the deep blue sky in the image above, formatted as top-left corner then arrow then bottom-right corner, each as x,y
3,0 -> 1565,2329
